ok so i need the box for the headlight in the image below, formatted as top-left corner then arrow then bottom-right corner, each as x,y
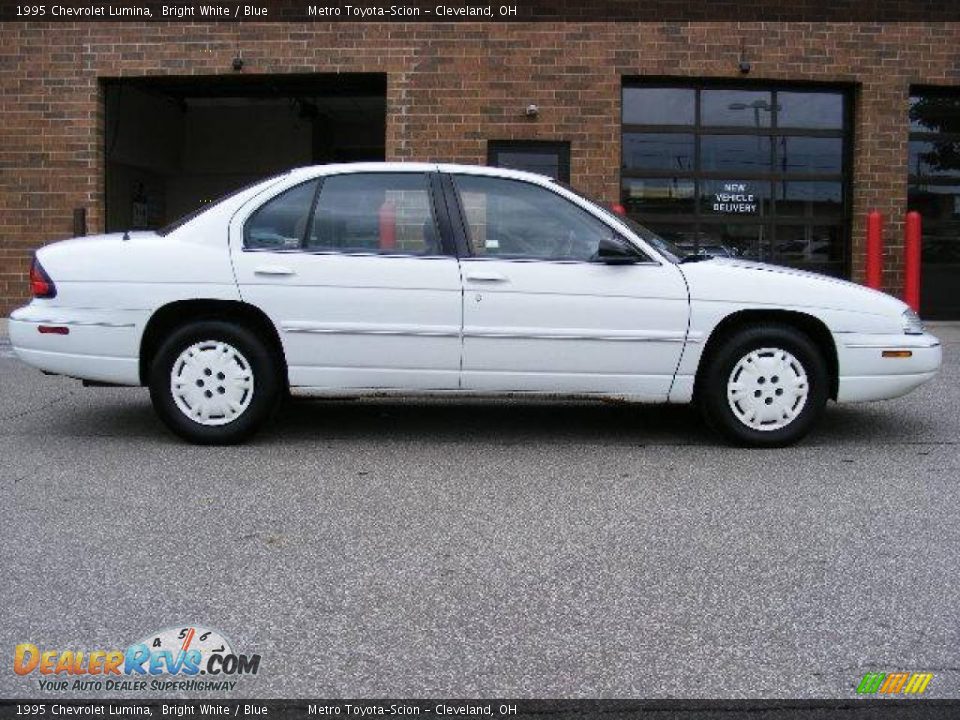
902,308 -> 924,335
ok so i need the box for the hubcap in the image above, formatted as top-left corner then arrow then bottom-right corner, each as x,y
727,347 -> 809,432
170,341 -> 254,426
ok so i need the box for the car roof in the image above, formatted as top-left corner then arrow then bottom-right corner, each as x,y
287,161 -> 558,187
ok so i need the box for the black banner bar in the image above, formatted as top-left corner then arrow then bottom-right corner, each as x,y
3,700 -> 960,719
3,0 -> 960,22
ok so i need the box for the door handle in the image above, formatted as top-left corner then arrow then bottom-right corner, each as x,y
254,265 -> 296,276
465,271 -> 508,283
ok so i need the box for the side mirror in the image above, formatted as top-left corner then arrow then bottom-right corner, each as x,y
596,235 -> 639,265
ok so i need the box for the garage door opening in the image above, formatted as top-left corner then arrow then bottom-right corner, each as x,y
102,73 -> 386,232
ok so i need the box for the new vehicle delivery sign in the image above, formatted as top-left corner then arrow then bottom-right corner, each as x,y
713,183 -> 757,214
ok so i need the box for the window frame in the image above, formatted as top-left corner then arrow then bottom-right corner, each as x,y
621,79 -> 853,274
241,171 -> 457,258
908,86 -> 960,317
242,178 -> 321,253
442,172 -> 656,265
487,140 -> 572,183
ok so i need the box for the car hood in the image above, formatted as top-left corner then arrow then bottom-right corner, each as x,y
678,257 -> 910,322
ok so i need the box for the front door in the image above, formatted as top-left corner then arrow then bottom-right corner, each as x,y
230,170 -> 462,390
445,172 -> 690,399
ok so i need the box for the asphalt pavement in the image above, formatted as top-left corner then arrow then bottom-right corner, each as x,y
1,323 -> 958,699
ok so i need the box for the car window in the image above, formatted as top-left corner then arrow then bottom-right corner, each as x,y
305,173 -> 441,256
452,175 -> 620,261
244,180 -> 319,250
559,182 -> 674,262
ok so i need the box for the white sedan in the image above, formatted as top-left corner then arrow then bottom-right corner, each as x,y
9,163 -> 942,446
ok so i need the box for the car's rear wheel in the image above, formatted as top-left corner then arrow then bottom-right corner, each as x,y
698,324 -> 829,447
149,320 -> 280,444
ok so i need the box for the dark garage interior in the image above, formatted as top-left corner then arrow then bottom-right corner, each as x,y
102,73 -> 387,232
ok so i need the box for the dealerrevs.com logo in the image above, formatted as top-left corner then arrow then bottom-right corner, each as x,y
13,626 -> 261,693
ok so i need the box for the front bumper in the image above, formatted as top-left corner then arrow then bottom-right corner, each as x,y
835,331 -> 942,402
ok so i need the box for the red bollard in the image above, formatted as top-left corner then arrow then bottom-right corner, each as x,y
865,210 -> 883,290
903,211 -> 922,312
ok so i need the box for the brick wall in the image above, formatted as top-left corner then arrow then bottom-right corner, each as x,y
1,21 -> 959,314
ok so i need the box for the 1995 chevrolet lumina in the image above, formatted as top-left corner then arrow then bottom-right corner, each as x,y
9,163 -> 942,446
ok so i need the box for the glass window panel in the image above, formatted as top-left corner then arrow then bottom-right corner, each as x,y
621,85 -> 852,279
494,152 -> 560,179
700,179 -> 773,217
697,222 -> 770,261
701,135 -> 772,172
910,94 -> 960,134
642,224 -> 700,256
918,224 -> 960,317
909,139 -> 960,177
777,92 -> 844,129
306,173 -> 438,255
622,133 -> 695,171
623,87 -> 695,126
654,227 -> 745,258
921,228 -> 960,263
453,174 -> 615,261
774,225 -> 844,264
701,90 -> 773,127
776,136 -> 843,174
244,180 -> 318,250
908,183 -> 960,221
621,178 -> 696,215
775,181 -> 844,217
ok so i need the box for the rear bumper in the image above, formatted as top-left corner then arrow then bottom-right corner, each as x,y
9,304 -> 144,385
835,331 -> 942,402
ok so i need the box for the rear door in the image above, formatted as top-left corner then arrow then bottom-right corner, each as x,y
443,170 -> 690,399
230,169 -> 463,391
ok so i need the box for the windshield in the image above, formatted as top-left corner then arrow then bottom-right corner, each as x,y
156,172 -> 288,237
558,182 -> 682,263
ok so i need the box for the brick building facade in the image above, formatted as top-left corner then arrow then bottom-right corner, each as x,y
2,21 -> 960,316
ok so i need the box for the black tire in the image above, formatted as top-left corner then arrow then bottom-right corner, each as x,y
698,324 -> 829,448
148,320 -> 281,445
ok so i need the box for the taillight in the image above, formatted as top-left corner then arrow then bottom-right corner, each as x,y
30,257 -> 56,299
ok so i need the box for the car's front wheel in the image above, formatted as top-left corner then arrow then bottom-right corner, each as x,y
698,324 -> 829,447
149,321 -> 281,444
